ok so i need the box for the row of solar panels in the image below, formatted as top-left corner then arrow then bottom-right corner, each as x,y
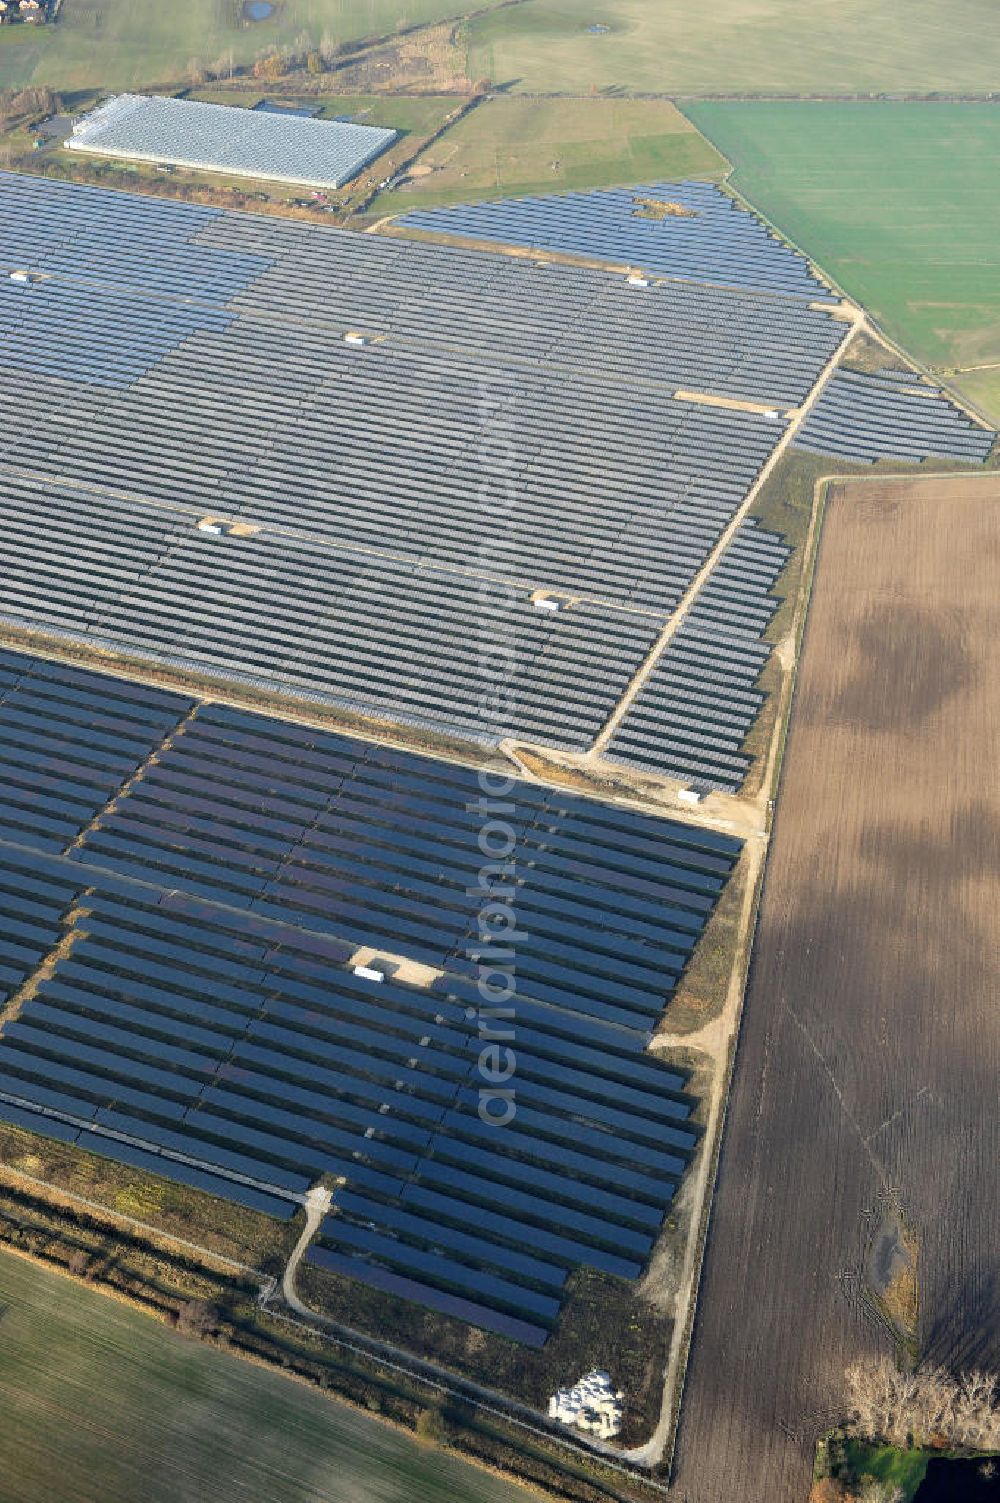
0,647 -> 192,850
607,520 -> 791,791
0,737 -> 736,1343
0,371 -> 783,618
393,181 -> 831,300
2,170 -> 846,405
0,645 -> 740,1033
0,277 -> 235,389
0,483 -> 658,750
793,369 -> 997,465
0,171 -> 270,304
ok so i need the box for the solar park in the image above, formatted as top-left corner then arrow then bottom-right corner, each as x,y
0,647 -> 740,1345
606,518 -> 791,790
2,163 -> 995,1375
0,169 -> 851,781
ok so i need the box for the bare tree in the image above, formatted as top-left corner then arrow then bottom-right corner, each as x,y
862,1485 -> 903,1503
846,1356 -> 1000,1452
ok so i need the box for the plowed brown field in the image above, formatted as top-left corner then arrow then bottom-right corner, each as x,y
670,474 -> 1000,1501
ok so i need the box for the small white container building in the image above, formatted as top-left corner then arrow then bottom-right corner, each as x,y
353,963 -> 386,983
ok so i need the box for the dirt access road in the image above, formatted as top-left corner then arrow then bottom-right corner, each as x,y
669,473 -> 1000,1501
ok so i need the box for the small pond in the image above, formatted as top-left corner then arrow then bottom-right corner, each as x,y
243,1 -> 274,21
917,1456 -> 1000,1501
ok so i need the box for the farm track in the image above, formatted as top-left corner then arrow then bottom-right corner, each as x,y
670,473 -> 1000,1500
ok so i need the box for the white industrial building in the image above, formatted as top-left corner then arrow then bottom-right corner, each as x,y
66,94 -> 396,191
548,1370 -> 624,1439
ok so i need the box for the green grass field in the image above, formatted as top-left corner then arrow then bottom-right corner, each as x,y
0,0 -> 471,93
187,90 -> 455,135
7,0 -> 1000,97
841,1442 -> 929,1501
467,0 -> 1000,97
0,1249 -> 523,1503
374,95 -> 725,212
685,102 -> 1000,422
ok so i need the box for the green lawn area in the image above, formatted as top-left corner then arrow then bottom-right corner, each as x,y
467,0 -> 1000,97
950,365 -> 1000,423
842,1442 -> 929,1501
188,89 -> 456,135
373,96 -> 725,212
310,92 -> 456,134
0,0 -> 471,93
0,1249 -> 523,1503
684,102 -> 1000,423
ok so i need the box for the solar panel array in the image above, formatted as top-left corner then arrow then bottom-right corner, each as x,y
0,173 -> 269,299
0,359 -> 789,613
607,521 -> 790,792
394,181 -> 832,300
0,276 -> 237,389
0,648 -> 742,1341
793,368 -> 997,465
0,170 -> 848,769
0,647 -> 192,850
0,861 -> 84,1024
0,170 -> 850,765
67,94 -> 396,191
60,696 -> 739,1030
0,848 -> 311,1220
0,172 -> 268,387
0,477 -> 656,750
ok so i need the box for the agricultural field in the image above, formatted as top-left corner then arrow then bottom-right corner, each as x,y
0,1247 -> 524,1503
671,471 -> 1000,1501
685,102 -> 1000,422
0,0 -> 477,93
466,0 -> 1000,98
373,97 -> 725,210
7,0 -> 1000,98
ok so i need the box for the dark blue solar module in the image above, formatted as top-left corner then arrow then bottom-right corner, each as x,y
0,170 -> 272,388
307,1245 -> 550,1347
66,698 -> 741,1031
0,858 -> 85,1008
0,647 -> 193,847
0,1097 -> 81,1144
395,180 -> 832,300
0,648 -> 743,1344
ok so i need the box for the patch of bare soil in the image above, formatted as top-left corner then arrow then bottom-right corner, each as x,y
331,22 -> 471,94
